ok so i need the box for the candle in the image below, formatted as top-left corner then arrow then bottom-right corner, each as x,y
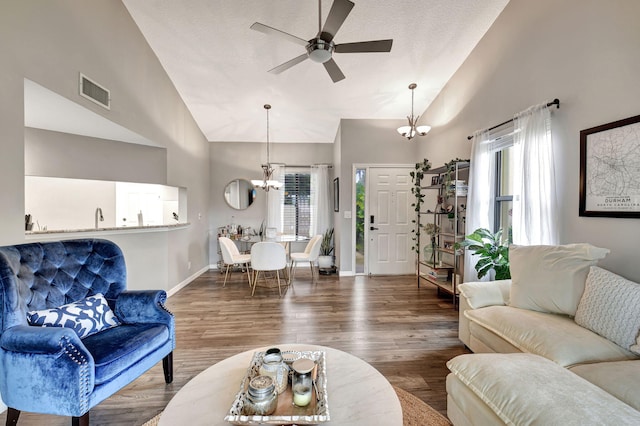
293,384 -> 312,407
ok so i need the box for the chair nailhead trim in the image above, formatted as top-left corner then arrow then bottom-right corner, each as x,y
61,337 -> 91,414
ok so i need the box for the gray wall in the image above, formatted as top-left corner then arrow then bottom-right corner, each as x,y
336,119 -> 420,273
25,127 -> 167,183
1,1 -> 210,290
209,141 -> 333,265
419,0 -> 640,282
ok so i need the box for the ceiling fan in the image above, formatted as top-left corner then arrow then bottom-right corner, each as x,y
250,0 -> 393,83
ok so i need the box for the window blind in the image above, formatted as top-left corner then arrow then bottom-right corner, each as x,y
283,170 -> 312,236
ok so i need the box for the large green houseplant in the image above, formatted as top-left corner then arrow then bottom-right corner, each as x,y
458,228 -> 512,280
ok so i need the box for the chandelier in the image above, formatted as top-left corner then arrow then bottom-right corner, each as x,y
251,104 -> 282,191
397,83 -> 431,140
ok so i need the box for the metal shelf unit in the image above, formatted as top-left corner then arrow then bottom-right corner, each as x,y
416,161 -> 469,308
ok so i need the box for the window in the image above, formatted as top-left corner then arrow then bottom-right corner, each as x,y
355,168 -> 366,274
282,171 -> 311,236
494,145 -> 514,234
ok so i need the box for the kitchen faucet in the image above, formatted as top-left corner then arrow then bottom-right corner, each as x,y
95,207 -> 104,229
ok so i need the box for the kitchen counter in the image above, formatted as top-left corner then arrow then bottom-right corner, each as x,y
26,222 -> 190,238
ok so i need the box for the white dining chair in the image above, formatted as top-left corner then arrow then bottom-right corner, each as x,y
250,242 -> 288,296
289,235 -> 323,283
219,236 -> 252,287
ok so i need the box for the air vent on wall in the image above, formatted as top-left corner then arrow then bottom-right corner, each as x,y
79,73 -> 110,109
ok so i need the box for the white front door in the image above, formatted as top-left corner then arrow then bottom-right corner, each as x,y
367,167 -> 414,275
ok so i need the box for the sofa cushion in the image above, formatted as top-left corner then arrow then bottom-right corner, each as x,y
82,323 -> 170,385
571,360 -> 640,412
27,293 -> 120,339
446,353 -> 640,425
575,266 -> 640,354
465,305 -> 638,367
570,360 -> 640,412
509,243 -> 609,316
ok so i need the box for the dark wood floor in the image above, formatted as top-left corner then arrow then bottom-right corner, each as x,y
13,269 -> 469,425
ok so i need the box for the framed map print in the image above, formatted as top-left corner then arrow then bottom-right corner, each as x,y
579,114 -> 640,218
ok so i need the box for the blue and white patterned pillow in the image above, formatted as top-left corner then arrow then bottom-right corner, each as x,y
27,293 -> 120,339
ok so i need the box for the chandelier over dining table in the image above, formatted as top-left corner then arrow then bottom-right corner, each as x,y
251,104 -> 283,191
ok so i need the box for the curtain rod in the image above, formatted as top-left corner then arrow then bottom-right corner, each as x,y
275,163 -> 333,168
467,98 -> 560,140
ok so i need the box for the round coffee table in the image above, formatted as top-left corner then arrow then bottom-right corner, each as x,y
159,344 -> 402,425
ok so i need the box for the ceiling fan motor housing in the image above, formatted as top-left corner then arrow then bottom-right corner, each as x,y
306,38 -> 334,63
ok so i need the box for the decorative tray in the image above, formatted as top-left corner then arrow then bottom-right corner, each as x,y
224,350 -> 330,425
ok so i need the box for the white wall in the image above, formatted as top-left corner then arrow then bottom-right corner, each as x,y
25,177 -> 117,230
419,0 -> 640,282
0,1 -> 210,289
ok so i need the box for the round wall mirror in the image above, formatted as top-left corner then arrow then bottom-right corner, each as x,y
224,179 -> 256,210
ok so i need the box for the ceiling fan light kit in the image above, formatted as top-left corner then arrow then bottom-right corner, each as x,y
397,83 -> 431,140
307,39 -> 334,63
251,0 -> 393,82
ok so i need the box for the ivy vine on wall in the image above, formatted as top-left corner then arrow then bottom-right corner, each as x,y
409,158 -> 432,254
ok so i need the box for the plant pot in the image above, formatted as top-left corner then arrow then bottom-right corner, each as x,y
317,255 -> 333,269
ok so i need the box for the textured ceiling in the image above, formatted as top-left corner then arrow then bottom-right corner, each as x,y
122,0 -> 509,143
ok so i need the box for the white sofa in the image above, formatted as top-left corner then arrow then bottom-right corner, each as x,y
446,244 -> 640,425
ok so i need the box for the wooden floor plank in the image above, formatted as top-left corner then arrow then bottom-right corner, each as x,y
11,270 -> 468,425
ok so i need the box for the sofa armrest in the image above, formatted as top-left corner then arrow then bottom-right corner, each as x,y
457,280 -> 511,348
115,290 -> 174,327
458,280 -> 511,309
1,325 -> 87,354
0,325 -> 96,413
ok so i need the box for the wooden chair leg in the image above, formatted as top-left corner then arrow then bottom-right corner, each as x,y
163,352 -> 174,383
276,270 -> 282,297
251,270 -> 259,296
72,413 -> 89,426
223,264 -> 230,287
290,262 -> 297,282
6,407 -> 20,426
245,263 -> 252,287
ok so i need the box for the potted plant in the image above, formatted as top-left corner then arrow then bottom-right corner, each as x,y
422,222 -> 440,265
317,227 -> 334,269
458,227 -> 512,280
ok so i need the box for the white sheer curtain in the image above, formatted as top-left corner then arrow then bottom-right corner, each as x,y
464,129 -> 496,282
266,164 -> 284,232
512,104 -> 559,245
310,165 -> 331,237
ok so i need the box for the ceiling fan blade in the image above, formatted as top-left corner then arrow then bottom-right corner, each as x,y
250,22 -> 308,47
268,54 -> 309,74
334,39 -> 393,53
323,58 -> 345,82
321,0 -> 354,41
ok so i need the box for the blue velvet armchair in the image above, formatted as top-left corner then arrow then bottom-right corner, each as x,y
0,239 -> 175,426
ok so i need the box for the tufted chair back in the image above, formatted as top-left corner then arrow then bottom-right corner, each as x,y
0,239 -> 126,335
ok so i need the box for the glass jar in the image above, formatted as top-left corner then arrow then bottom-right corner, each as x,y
245,375 -> 278,416
259,349 -> 288,394
291,358 -> 315,407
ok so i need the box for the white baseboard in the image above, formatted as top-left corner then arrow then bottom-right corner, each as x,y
167,265 -> 210,297
338,270 -> 355,276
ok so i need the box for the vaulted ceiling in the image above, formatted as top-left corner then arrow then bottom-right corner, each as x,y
122,0 -> 509,143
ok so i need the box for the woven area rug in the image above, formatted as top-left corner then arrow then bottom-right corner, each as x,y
142,386 -> 450,426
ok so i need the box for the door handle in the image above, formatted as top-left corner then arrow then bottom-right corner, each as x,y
370,226 -> 379,231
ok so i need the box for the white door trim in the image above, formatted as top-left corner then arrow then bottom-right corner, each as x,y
351,163 -> 414,275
